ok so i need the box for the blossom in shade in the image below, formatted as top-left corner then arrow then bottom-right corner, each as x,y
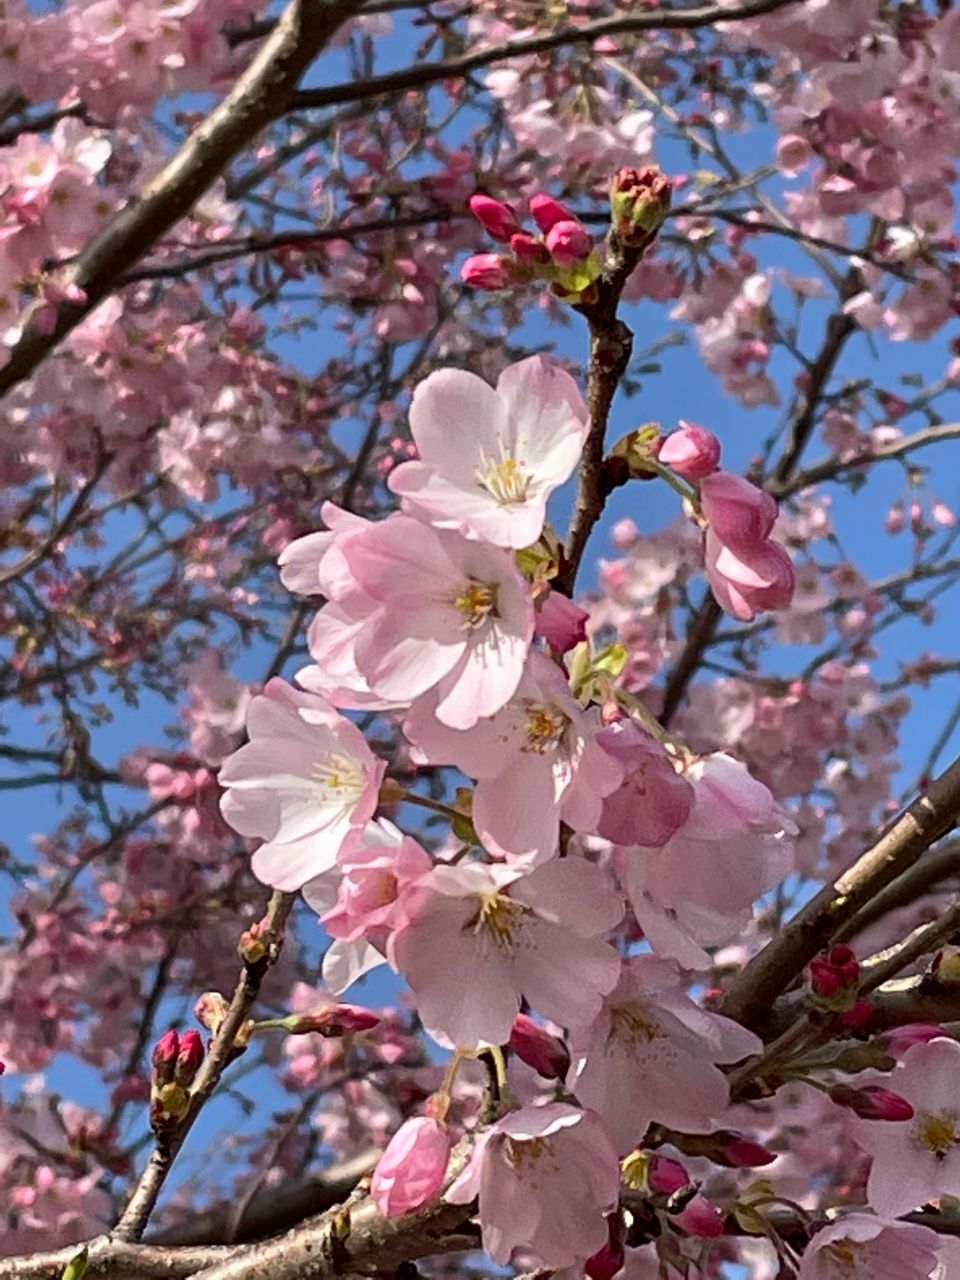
797,1214 -> 941,1280
404,651 -> 622,864
218,678 -> 384,890
388,858 -> 622,1048
388,356 -> 589,549
855,1037 -> 960,1217
371,1116 -> 451,1216
569,955 -> 760,1152
446,1102 -> 620,1269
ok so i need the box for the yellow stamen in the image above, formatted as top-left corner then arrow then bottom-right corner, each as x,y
913,1108 -> 960,1159
454,580 -> 499,627
477,453 -> 532,506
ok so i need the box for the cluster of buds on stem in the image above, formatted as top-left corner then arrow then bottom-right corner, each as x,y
609,165 -> 672,248
809,944 -> 861,1010
150,1028 -> 205,1129
462,191 -> 603,303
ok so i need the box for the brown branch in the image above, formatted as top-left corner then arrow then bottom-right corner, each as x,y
0,1239 -> 236,1280
776,421 -> 960,498
720,753 -> 960,1031
289,0 -> 802,113
113,890 -> 296,1242
836,840 -> 960,941
0,0 -> 363,400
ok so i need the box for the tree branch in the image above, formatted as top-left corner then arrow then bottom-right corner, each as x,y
720,753 -> 960,1030
0,0 -> 363,400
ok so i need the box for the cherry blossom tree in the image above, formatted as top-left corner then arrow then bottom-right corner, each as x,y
4,1 -> 960,1277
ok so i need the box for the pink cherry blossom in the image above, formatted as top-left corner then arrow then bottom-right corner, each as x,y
371,1116 -> 451,1216
658,422 -> 721,479
596,720 -> 694,847
797,1215 -> 941,1280
218,678 -> 384,890
704,528 -> 796,621
388,356 -> 589,548
446,1103 -> 620,1269
404,651 -> 622,864
855,1037 -> 960,1217
388,858 -> 622,1047
569,955 -> 760,1152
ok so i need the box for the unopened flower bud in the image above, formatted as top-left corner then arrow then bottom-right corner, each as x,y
610,165 -> 672,246
195,991 -> 229,1034
174,1030 -> 205,1085
509,231 -> 551,264
530,192 -> 576,233
371,1116 -> 451,1217
647,1153 -> 691,1196
585,1212 -> 625,1280
829,1083 -> 914,1121
508,1013 -> 570,1081
239,919 -> 269,965
545,218 -> 593,266
461,252 -> 515,290
810,944 -> 860,1004
673,1194 -> 724,1237
715,1133 -> 777,1168
658,421 -> 721,479
286,1003 -> 380,1036
468,193 -> 521,242
151,1029 -> 179,1085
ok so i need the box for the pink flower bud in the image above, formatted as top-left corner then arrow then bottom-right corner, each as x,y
510,231 -> 551,264
716,1133 -> 777,1167
461,253 -> 514,290
545,218 -> 593,266
700,471 -> 777,551
195,991 -> 229,1033
585,1212 -> 625,1280
468,193 -> 521,242
535,590 -> 589,654
673,1194 -> 724,1237
509,1013 -> 571,1081
810,944 -> 861,999
175,1030 -> 205,1084
647,1154 -> 690,1195
151,1030 -> 180,1085
288,1004 -> 380,1036
829,1083 -> 914,1121
371,1116 -> 451,1216
609,166 -> 672,245
658,422 -> 721,479
529,192 -> 576,233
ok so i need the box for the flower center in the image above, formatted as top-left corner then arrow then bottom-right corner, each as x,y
610,1003 -> 660,1047
504,1134 -> 558,1173
310,753 -> 365,805
522,700 -> 570,754
470,891 -> 531,952
913,1108 -> 960,1159
453,579 -> 500,628
822,1239 -> 866,1278
477,453 -> 532,506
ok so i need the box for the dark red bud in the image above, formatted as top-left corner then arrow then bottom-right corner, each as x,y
509,1013 -> 570,1081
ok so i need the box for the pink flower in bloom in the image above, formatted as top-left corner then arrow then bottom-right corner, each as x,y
596,720 -> 694,848
446,1102 -> 620,1268
218,679 -> 384,890
621,752 -> 795,955
309,512 -> 534,729
371,1116 -> 451,1216
404,651 -> 622,864
855,1037 -> 960,1218
316,827 -> 433,946
388,356 -> 589,549
388,858 -> 622,1047
658,421 -> 721,479
569,955 -> 760,1152
797,1215 -> 941,1280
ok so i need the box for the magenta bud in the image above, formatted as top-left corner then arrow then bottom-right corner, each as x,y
829,1083 -> 914,1121
674,1194 -> 724,1238
717,1133 -> 777,1167
468,193 -> 521,242
175,1030 -> 205,1084
509,231 -> 551,264
658,422 -> 721,479
810,944 -> 861,1002
461,253 -> 514,290
509,1013 -> 571,1081
529,192 -> 576,233
289,1004 -> 380,1036
545,218 -> 594,266
151,1030 -> 180,1084
647,1153 -> 690,1195
585,1212 -> 625,1280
